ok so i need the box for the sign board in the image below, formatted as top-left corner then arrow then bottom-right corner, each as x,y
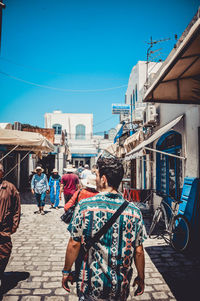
112,104 -> 130,115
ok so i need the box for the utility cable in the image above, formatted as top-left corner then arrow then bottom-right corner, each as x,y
0,56 -> 128,81
93,116 -> 115,127
0,70 -> 127,93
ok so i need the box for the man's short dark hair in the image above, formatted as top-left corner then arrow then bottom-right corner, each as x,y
97,156 -> 124,190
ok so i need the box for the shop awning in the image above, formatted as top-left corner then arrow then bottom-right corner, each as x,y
144,14 -> 200,104
70,148 -> 97,155
105,142 -> 125,158
114,122 -> 125,143
105,143 -> 118,156
0,128 -> 54,152
124,130 -> 144,153
72,154 -> 97,158
125,115 -> 184,160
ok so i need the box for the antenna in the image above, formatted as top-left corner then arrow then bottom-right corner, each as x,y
145,36 -> 171,88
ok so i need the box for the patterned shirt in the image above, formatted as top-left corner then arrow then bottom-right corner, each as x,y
68,192 -> 147,301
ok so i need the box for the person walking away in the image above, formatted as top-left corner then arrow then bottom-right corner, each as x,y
77,164 -> 84,178
60,165 -> 79,204
62,156 -> 146,301
49,168 -> 61,209
0,163 -> 21,287
80,164 -> 92,179
64,174 -> 98,212
31,166 -> 49,215
91,164 -> 98,175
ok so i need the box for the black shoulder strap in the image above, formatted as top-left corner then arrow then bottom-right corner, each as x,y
86,199 -> 129,250
75,189 -> 82,206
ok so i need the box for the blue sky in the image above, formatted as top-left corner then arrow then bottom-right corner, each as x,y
0,0 -> 199,134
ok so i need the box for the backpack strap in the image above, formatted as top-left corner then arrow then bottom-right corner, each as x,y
74,189 -> 82,206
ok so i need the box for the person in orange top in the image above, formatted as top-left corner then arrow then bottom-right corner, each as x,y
64,174 -> 98,212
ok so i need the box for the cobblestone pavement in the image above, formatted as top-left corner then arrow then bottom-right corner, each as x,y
1,193 -> 200,301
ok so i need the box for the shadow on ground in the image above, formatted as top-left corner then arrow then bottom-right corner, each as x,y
0,271 -> 30,300
20,191 -> 51,205
141,205 -> 200,301
145,245 -> 200,301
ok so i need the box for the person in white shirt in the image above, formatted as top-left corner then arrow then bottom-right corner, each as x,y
80,164 -> 92,179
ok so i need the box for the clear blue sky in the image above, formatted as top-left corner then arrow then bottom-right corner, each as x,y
0,0 -> 199,135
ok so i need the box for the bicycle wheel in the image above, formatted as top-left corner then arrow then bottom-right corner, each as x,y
149,207 -> 163,237
170,215 -> 190,252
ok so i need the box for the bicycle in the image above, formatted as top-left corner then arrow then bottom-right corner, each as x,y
148,195 -> 190,252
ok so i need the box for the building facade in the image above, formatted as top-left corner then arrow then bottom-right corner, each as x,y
122,9 -> 200,220
45,111 -> 98,169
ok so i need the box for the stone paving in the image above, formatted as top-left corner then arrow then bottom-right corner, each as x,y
1,193 -> 200,301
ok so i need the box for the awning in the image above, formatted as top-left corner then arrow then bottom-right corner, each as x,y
0,128 -> 54,152
70,148 -> 97,155
124,130 -> 144,153
144,13 -> 200,104
105,143 -> 118,156
114,122 -> 125,143
125,115 -> 184,160
72,154 -> 97,158
105,142 -> 125,158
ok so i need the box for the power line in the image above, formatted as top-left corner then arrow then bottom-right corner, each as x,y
0,70 -> 127,93
93,116 -> 115,127
0,56 -> 129,81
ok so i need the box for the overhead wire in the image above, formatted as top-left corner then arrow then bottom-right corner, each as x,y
93,116 -> 116,127
0,57 -> 128,81
0,70 -> 127,92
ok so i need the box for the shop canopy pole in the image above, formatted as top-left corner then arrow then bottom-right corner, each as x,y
0,145 -> 19,162
144,146 -> 186,160
3,150 -> 31,179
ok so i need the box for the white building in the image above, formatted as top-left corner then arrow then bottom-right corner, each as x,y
45,110 -> 113,170
124,9 -> 200,217
125,61 -> 162,125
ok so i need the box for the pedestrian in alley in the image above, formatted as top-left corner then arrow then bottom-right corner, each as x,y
31,166 -> 49,215
91,164 -> 98,175
64,174 -> 98,213
49,168 -> 61,209
59,164 -> 79,204
62,155 -> 146,301
0,163 -> 21,286
77,164 -> 84,178
80,164 -> 92,179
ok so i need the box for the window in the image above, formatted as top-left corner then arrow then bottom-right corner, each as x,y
76,124 -> 86,140
132,90 -> 135,110
133,93 -> 135,110
135,84 -> 138,102
52,124 -> 62,135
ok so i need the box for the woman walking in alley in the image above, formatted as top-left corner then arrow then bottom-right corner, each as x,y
31,166 -> 49,215
64,174 -> 98,213
49,168 -> 61,209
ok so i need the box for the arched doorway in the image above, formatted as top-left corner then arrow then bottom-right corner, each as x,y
156,130 -> 182,200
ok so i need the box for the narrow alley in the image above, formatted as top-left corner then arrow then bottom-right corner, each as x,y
1,193 -> 200,301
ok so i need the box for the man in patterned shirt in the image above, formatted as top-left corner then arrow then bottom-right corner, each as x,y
62,155 -> 146,301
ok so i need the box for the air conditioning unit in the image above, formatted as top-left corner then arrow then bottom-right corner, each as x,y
143,105 -> 157,126
133,108 -> 144,123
